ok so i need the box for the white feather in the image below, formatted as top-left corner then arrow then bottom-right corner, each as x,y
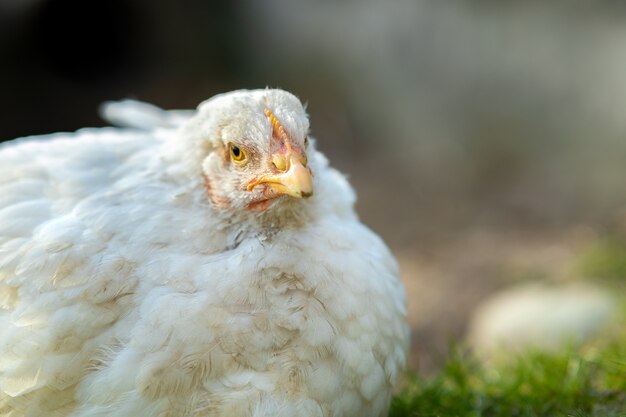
99,99 -> 194,130
0,89 -> 409,417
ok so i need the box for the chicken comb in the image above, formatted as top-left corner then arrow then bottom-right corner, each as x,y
264,108 -> 292,153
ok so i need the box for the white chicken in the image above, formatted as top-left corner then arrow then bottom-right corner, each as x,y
0,89 -> 409,417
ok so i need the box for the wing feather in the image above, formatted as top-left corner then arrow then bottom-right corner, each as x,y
99,99 -> 194,130
0,129 -> 150,414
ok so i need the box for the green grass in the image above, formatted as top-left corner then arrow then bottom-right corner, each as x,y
389,236 -> 626,417
389,340 -> 626,417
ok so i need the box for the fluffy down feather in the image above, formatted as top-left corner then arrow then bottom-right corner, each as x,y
0,89 -> 409,417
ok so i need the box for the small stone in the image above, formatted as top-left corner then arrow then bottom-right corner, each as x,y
467,283 -> 617,357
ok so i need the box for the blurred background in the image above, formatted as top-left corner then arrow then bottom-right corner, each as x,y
2,0 -> 626,373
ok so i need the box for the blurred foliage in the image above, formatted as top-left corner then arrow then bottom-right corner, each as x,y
390,335 -> 626,417
578,238 -> 626,282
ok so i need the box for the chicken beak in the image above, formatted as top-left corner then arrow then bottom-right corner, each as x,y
247,156 -> 313,198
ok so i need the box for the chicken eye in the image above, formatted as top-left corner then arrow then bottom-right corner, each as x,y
304,136 -> 309,148
229,144 -> 247,163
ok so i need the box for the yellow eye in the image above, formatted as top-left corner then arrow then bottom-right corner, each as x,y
229,144 -> 247,163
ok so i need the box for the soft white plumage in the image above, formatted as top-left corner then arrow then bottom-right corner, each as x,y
0,89 -> 409,417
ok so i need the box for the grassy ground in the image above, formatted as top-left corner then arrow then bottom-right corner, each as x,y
390,339 -> 625,417
390,239 -> 626,417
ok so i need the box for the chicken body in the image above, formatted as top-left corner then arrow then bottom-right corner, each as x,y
0,90 -> 408,417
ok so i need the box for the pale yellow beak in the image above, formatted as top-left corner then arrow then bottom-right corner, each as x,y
247,155 -> 313,198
